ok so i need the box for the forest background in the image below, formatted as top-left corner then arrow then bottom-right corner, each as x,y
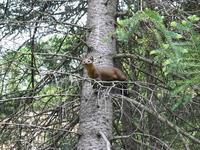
0,0 -> 200,149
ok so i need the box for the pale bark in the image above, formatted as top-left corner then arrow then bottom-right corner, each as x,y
77,0 -> 117,149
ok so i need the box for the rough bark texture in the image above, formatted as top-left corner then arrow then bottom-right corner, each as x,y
77,0 -> 117,149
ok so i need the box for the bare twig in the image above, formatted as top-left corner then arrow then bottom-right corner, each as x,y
113,94 -> 200,144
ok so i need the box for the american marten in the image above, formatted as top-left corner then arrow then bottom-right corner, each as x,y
82,56 -> 127,81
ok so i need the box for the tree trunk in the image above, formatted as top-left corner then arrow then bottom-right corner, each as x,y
138,19 -> 161,149
145,40 -> 161,149
146,62 -> 161,149
121,100 -> 138,150
77,0 -> 117,149
121,63 -> 138,150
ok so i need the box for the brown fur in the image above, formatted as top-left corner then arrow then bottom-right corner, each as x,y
82,56 -> 127,81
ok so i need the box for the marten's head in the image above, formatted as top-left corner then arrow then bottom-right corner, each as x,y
82,56 -> 94,65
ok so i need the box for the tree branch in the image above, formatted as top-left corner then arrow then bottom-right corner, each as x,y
113,94 -> 200,144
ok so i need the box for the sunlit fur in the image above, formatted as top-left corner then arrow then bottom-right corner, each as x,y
82,56 -> 127,81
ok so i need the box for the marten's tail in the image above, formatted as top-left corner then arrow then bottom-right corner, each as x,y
114,81 -> 128,97
122,82 -> 128,97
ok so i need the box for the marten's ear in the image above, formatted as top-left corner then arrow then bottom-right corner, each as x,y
90,56 -> 94,62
